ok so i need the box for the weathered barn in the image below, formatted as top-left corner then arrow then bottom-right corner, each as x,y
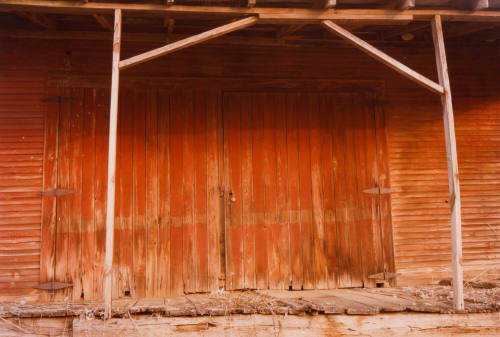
0,0 -> 499,318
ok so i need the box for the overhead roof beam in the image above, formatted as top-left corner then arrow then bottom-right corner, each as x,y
321,20 -> 444,95
1,1 -> 500,22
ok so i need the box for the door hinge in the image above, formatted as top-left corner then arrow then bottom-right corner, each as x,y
363,187 -> 393,195
41,189 -> 75,197
41,96 -> 78,103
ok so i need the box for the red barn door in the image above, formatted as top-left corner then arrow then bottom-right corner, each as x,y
223,92 -> 393,290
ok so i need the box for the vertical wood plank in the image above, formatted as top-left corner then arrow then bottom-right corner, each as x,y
118,88 -> 134,297
81,88 -> 96,301
240,94 -> 256,290
206,91 -> 221,292
104,9 -> 121,318
252,93 -> 268,289
194,91 -> 208,293
274,94 -> 290,289
309,93 -> 327,289
182,90 -> 196,293
69,88 -> 83,300
297,93 -> 314,289
94,88 -> 109,300
343,94 -> 363,287
112,91 -> 122,299
157,89 -> 171,296
431,14 -> 464,311
263,94 -> 280,289
54,87 -> 72,301
169,91 -> 184,295
374,101 -> 395,285
332,94 -> 352,288
224,93 -> 244,290
318,94 -> 338,289
286,93 -> 302,290
132,89 -> 147,297
145,89 -> 159,297
362,95 -> 385,285
352,96 -> 373,287
40,87 -> 59,301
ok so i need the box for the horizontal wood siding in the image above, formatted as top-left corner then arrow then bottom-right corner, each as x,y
0,38 -> 498,294
387,90 -> 500,285
0,71 -> 45,297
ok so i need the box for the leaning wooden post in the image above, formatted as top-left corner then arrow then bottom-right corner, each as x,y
104,8 -> 122,320
431,14 -> 464,311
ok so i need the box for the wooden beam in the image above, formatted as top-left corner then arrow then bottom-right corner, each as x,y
258,13 -> 413,24
444,22 -> 499,38
2,28 -> 423,48
163,17 -> 175,34
17,11 -> 55,29
431,14 -> 464,312
276,24 -> 305,38
320,20 -> 444,95
1,2 -> 500,22
385,0 -> 415,10
313,0 -> 336,9
119,16 -> 258,70
383,21 -> 429,39
457,0 -> 489,10
92,14 -> 113,31
104,8 -> 121,320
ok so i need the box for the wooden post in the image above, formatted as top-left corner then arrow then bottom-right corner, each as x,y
431,14 -> 464,311
104,8 -> 121,320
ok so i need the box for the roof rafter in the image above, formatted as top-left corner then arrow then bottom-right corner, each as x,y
16,11 -> 55,29
457,0 -> 489,10
92,14 -> 113,31
385,0 -> 415,10
445,22 -> 499,38
313,0 -> 336,10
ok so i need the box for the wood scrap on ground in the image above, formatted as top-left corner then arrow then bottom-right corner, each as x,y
0,285 -> 498,320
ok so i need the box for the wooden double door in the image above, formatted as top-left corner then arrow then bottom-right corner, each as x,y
44,88 -> 392,300
222,92 -> 393,290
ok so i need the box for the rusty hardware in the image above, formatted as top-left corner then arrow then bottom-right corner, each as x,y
368,272 -> 399,280
363,186 -> 393,195
34,282 -> 73,291
41,96 -> 78,102
41,189 -> 76,197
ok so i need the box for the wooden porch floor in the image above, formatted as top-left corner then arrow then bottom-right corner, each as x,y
1,285 -> 499,319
